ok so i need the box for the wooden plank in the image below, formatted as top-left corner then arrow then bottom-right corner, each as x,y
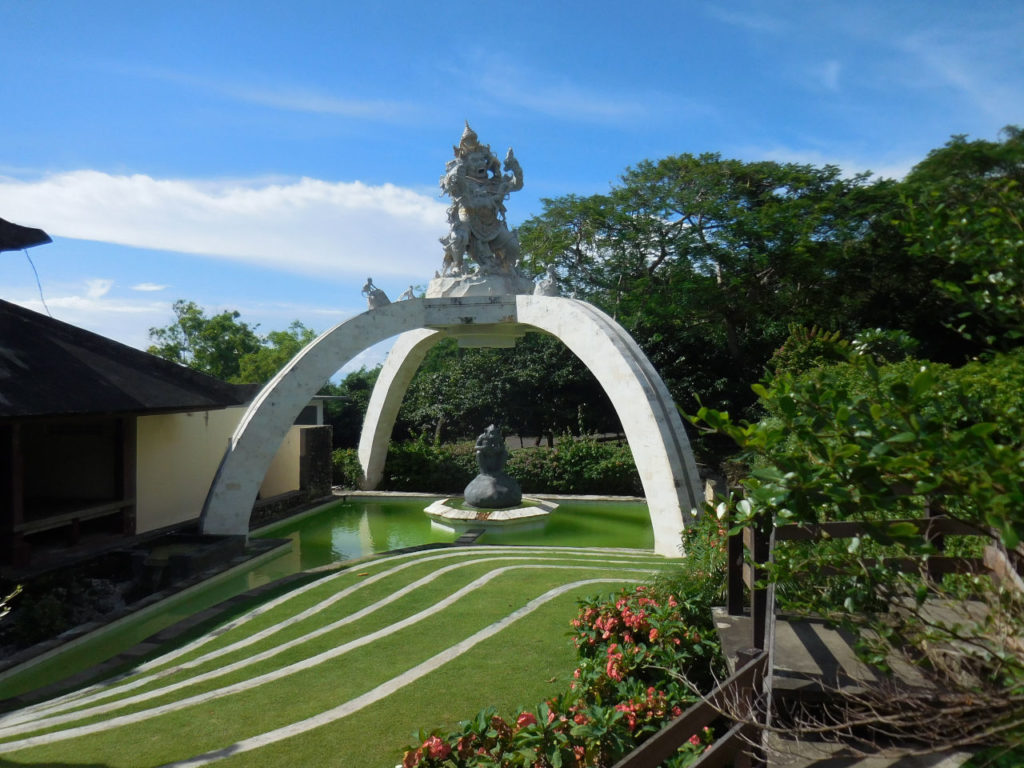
688,721 -> 751,768
776,518 -> 981,542
750,526 -> 770,651
14,499 -> 136,534
727,525 -> 745,615
811,556 -> 985,576
611,653 -> 767,768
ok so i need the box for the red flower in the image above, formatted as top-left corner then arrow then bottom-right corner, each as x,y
516,711 -> 538,729
402,748 -> 422,768
423,736 -> 451,760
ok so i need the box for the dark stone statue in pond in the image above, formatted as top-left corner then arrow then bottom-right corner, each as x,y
464,424 -> 522,509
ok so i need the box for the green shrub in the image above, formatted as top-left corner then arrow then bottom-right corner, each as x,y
358,435 -> 644,496
382,440 -> 477,492
331,448 -> 363,488
691,345 -> 1024,753
508,436 -> 642,496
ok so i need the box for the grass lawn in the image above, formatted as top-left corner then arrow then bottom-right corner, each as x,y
0,545 -> 675,768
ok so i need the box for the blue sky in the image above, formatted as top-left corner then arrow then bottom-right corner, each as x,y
2,1 -> 1022,374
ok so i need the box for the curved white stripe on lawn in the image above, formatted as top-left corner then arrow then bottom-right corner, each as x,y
3,555 -> 660,732
0,566 -> 654,749
161,577 -> 638,768
6,545 -> 658,723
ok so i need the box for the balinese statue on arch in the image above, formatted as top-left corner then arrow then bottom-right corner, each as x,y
439,123 -> 524,277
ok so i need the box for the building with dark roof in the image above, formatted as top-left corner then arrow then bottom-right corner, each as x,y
0,300 -> 263,569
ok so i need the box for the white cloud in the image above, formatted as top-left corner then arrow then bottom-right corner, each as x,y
701,6 -> 787,35
898,25 -> 1024,122
8,292 -> 171,351
464,56 -> 709,125
733,143 -> 916,181
0,172 -> 448,281
132,282 -> 168,292
85,278 -> 113,299
228,85 -> 415,121
121,66 -> 422,123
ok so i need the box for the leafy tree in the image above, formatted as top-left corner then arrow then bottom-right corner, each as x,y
148,300 -> 262,382
395,334 -> 619,445
900,126 -> 1024,350
235,320 -> 317,383
519,154 -> 896,416
148,301 -> 319,384
321,366 -> 380,448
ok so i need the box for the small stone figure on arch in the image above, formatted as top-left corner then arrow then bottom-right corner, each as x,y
361,277 -> 390,309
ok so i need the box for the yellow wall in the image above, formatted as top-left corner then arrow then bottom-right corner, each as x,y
135,409 -> 307,533
135,408 -> 245,533
258,425 -> 303,498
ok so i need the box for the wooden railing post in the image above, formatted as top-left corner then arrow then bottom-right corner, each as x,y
750,510 -> 771,651
727,511 -> 745,615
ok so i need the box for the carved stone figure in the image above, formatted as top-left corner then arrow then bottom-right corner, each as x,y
361,277 -> 390,309
439,123 -> 523,277
398,285 -> 416,301
533,265 -> 561,297
463,424 -> 522,508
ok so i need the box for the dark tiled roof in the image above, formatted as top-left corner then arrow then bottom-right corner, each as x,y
0,300 -> 257,419
0,218 -> 51,252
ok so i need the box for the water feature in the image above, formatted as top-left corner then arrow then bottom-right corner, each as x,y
0,496 -> 653,699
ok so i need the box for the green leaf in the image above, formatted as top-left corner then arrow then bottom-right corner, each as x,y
910,368 -> 935,398
887,522 -> 920,538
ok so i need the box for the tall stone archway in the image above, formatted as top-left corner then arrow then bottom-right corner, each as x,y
200,295 -> 702,557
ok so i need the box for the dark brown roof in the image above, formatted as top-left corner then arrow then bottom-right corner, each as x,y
0,218 -> 51,252
0,300 -> 257,419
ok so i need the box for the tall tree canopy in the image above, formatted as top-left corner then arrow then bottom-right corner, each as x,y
518,154 -> 896,415
899,126 -> 1024,350
147,300 -> 316,385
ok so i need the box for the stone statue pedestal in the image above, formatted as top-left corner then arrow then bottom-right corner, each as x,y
424,497 -> 558,533
426,273 -> 535,299
464,472 -> 521,509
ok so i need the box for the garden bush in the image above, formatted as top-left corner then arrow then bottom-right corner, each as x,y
334,435 -> 643,496
691,337 -> 1024,755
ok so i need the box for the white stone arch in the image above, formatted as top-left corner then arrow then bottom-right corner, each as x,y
201,295 -> 702,557
356,295 -> 701,556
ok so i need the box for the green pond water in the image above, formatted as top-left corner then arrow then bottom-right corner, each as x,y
0,497 -> 652,699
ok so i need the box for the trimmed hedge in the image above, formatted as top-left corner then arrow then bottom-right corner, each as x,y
332,435 -> 643,496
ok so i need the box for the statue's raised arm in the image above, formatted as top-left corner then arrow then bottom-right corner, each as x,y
503,147 -> 523,193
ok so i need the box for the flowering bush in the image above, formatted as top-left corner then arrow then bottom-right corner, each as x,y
401,581 -> 724,767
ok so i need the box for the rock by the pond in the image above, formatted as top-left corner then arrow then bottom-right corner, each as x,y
463,424 -> 522,508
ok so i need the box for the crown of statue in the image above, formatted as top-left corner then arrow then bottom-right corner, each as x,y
453,122 -> 491,159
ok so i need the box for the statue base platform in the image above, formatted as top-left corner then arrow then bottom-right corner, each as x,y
426,273 -> 535,299
424,497 -> 557,533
